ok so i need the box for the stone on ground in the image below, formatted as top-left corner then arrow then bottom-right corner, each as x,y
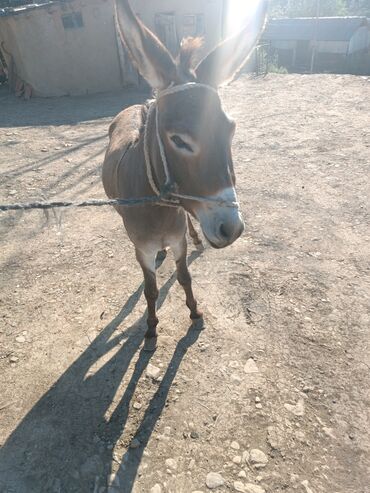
129,438 -> 140,449
284,398 -> 305,416
206,472 -> 225,489
150,485 -> 162,493
249,449 -> 269,468
244,358 -> 259,374
234,481 -> 246,492
146,364 -> 161,380
165,458 -> 177,470
244,484 -> 266,493
301,480 -> 314,493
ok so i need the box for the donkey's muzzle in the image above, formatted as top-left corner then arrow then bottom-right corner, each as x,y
197,207 -> 244,249
193,187 -> 244,248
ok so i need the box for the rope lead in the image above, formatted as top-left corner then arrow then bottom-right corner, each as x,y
1,83 -> 239,214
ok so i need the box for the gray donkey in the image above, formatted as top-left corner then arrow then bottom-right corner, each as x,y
102,0 -> 268,350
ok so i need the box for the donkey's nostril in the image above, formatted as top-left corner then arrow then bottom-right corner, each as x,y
219,223 -> 231,240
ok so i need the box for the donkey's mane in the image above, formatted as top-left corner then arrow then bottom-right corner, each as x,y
177,37 -> 204,77
136,99 -> 153,145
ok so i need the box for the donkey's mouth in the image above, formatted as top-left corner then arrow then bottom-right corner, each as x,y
205,236 -> 224,249
201,219 -> 244,249
203,234 -> 240,249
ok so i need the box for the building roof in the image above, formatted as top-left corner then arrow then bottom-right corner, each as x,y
263,16 -> 369,42
0,0 -> 50,6
0,1 -> 55,16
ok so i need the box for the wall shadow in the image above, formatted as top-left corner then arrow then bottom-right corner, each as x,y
0,89 -> 149,128
0,89 -> 150,252
0,134 -> 106,184
0,250 -> 202,493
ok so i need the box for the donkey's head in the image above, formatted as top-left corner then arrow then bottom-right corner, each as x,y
116,0 -> 268,248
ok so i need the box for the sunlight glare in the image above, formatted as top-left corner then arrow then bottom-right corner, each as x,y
225,0 -> 263,36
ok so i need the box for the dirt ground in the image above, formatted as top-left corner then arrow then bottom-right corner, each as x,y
0,74 -> 369,493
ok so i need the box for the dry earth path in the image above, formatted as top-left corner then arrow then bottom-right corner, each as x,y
0,74 -> 369,493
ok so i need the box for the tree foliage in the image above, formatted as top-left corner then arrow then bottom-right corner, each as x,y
347,0 -> 370,15
269,0 -> 370,17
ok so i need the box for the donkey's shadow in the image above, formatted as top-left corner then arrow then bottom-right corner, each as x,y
0,251 -> 202,493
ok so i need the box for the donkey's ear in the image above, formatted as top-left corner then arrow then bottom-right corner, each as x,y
195,0 -> 268,87
115,0 -> 177,90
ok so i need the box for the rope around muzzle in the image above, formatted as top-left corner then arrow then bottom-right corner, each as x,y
0,83 -> 239,214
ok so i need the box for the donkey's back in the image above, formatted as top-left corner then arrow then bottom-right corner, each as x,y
102,105 -> 143,201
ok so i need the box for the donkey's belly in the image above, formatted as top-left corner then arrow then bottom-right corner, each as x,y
121,204 -> 187,252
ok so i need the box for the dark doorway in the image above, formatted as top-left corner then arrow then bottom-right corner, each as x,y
155,13 -> 178,55
295,40 -> 311,71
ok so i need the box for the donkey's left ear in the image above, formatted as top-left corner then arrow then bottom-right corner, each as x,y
115,0 -> 178,90
195,0 -> 268,87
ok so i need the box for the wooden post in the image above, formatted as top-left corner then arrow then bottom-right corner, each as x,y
221,0 -> 228,38
310,0 -> 321,73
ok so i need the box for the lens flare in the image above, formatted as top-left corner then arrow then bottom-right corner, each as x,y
225,0 -> 263,36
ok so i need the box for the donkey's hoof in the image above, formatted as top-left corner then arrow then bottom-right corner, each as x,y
190,309 -> 203,320
191,317 -> 205,331
144,336 -> 158,352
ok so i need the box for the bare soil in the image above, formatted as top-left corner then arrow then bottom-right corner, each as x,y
0,74 -> 369,493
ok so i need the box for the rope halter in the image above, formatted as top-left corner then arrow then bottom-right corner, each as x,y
143,82 -> 239,210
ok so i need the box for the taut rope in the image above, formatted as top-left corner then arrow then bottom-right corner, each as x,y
0,83 -> 239,213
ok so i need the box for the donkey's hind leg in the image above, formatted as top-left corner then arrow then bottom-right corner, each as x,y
156,248 -> 168,266
187,214 -> 204,251
136,248 -> 159,351
173,235 -> 203,323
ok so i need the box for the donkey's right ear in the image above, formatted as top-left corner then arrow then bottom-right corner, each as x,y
115,0 -> 178,90
195,0 -> 268,87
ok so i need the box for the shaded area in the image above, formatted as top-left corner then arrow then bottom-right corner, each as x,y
0,88 -> 149,128
0,88 -> 150,245
0,251 -> 201,493
0,134 -> 106,183
0,91 -> 147,252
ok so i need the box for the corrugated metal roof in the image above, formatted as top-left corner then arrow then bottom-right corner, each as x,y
263,17 -> 369,42
0,1 -> 56,16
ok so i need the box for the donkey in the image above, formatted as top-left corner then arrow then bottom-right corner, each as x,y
102,0 -> 268,351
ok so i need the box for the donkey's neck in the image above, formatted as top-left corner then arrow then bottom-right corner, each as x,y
140,101 -> 167,196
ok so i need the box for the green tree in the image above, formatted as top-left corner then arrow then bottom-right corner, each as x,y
347,0 -> 370,16
270,0 -> 348,17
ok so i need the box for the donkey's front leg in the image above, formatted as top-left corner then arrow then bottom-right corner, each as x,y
136,248 -> 159,352
187,214 -> 204,251
173,236 -> 203,322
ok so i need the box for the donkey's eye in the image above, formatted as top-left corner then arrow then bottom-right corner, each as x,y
170,135 -> 194,153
